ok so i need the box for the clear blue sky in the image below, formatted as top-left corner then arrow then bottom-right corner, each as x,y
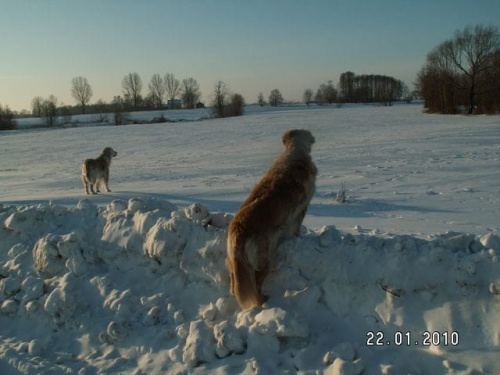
1,0 -> 499,111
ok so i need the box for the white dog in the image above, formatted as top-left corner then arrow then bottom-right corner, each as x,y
227,129 -> 317,309
81,147 -> 117,194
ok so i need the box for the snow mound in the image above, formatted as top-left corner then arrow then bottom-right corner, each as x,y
1,198 -> 499,374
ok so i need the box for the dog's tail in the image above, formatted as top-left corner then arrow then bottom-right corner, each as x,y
227,235 -> 261,310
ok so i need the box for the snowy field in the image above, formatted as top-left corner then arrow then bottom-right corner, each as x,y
1,104 -> 500,374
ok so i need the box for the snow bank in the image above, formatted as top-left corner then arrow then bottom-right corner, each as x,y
1,198 -> 500,374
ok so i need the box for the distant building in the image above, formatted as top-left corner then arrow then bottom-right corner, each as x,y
196,102 -> 205,109
167,99 -> 182,110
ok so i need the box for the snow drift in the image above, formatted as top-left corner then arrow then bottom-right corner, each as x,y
1,196 -> 500,374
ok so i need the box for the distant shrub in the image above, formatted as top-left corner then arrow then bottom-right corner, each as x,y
149,114 -> 171,124
0,105 -> 16,130
227,93 -> 245,117
336,181 -> 351,204
112,96 -> 128,125
210,81 -> 245,118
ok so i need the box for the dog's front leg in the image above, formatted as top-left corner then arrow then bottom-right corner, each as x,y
104,173 -> 111,192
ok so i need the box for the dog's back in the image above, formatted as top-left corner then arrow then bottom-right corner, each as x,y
227,129 -> 317,310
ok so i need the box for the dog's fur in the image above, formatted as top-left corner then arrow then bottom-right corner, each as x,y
81,147 -> 117,194
227,129 -> 317,310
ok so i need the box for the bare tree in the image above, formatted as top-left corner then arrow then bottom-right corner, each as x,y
71,76 -> 93,114
112,96 -> 127,125
122,72 -> 143,110
31,96 -> 43,117
268,89 -> 283,107
416,24 -> 500,114
303,89 -> 313,106
315,81 -> 337,105
338,71 -> 355,102
444,25 -> 500,113
211,80 -> 230,118
42,95 -> 58,126
95,99 -> 108,122
257,92 -> 265,106
148,74 -> 165,108
165,73 -> 181,108
180,78 -> 201,109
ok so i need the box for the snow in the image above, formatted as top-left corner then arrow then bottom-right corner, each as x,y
1,104 -> 500,374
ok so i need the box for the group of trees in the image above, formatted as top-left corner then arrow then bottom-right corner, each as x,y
338,72 -> 409,104
210,81 -> 245,118
303,80 -> 338,106
0,104 -> 16,130
29,73 -> 203,122
416,24 -> 500,114
301,75 -> 407,107
9,25 -> 497,130
117,73 -> 202,111
31,96 -> 58,126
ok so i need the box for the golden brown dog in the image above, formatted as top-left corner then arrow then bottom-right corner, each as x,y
81,147 -> 117,194
227,129 -> 317,310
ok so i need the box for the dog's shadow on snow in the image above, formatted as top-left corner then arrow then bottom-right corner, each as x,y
309,198 -> 456,218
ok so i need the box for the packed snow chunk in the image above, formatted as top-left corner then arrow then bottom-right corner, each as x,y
180,234 -> 228,284
105,289 -> 141,320
318,225 -> 342,247
184,203 -> 210,222
33,232 -> 92,277
133,209 -> 168,237
213,320 -> 245,358
200,302 -> 217,321
323,342 -> 356,364
44,286 -> 75,320
143,306 -> 160,326
205,212 -> 233,229
33,234 -> 66,277
102,215 -> 144,256
325,358 -> 364,375
215,296 -> 239,319
43,273 -> 78,321
246,330 -> 280,354
143,216 -> 188,265
106,320 -> 131,342
127,197 -> 149,213
283,285 -> 322,308
3,211 -> 25,233
1,299 -> 18,315
107,199 -> 128,213
28,339 -> 43,357
446,233 -> 483,253
21,276 -> 44,302
250,307 -> 309,338
0,275 -> 22,296
481,233 -> 500,251
184,203 -> 232,229
182,320 -> 215,366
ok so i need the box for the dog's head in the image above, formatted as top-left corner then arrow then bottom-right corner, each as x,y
281,129 -> 315,153
102,147 -> 117,158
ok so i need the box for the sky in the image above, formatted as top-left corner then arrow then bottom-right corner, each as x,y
1,0 -> 500,112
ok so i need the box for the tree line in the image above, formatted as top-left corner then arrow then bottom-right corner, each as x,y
301,74 -> 410,107
2,66 -> 414,130
416,24 -> 500,114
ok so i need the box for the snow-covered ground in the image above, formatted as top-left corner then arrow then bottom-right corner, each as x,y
1,104 -> 499,374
